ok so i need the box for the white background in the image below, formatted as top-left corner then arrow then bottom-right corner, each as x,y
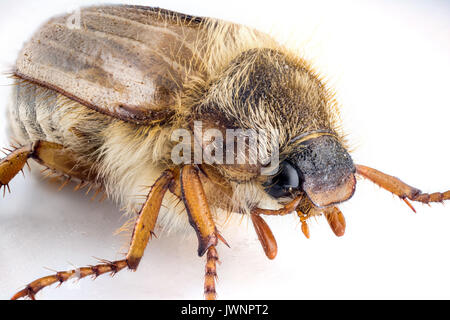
0,0 -> 450,300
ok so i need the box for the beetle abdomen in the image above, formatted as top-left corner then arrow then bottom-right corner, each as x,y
8,81 -> 63,145
7,80 -> 115,169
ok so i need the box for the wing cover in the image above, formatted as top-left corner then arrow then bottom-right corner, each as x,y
15,5 -> 207,123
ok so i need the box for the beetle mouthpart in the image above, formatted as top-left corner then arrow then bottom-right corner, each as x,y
251,214 -> 278,260
303,174 -> 356,208
289,134 -> 356,208
323,206 -> 346,237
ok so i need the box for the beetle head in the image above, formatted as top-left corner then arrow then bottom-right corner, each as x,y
265,134 -> 356,208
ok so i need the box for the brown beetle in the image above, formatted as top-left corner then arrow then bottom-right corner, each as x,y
1,5 -> 449,300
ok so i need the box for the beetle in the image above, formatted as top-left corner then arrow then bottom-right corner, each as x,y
1,4 -> 449,300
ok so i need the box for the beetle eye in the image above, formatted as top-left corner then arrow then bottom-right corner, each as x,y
264,161 -> 301,198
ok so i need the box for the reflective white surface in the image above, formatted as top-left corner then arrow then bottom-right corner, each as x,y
1,0 -> 450,299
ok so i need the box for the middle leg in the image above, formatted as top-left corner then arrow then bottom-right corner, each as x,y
11,169 -> 174,299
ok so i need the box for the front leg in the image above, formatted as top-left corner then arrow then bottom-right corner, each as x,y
180,165 -> 220,300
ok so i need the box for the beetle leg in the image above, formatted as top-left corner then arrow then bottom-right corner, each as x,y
11,170 -> 173,300
0,144 -> 33,195
32,141 -> 99,183
204,246 -> 219,300
11,260 -> 129,300
180,164 -> 221,300
1,140 -> 101,197
251,195 -> 303,216
356,164 -> 450,212
126,170 -> 173,268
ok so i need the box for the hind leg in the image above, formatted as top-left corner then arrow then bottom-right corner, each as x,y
1,140 -> 96,196
0,144 -> 33,195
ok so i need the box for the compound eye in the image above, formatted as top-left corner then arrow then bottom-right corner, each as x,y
264,161 -> 301,198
